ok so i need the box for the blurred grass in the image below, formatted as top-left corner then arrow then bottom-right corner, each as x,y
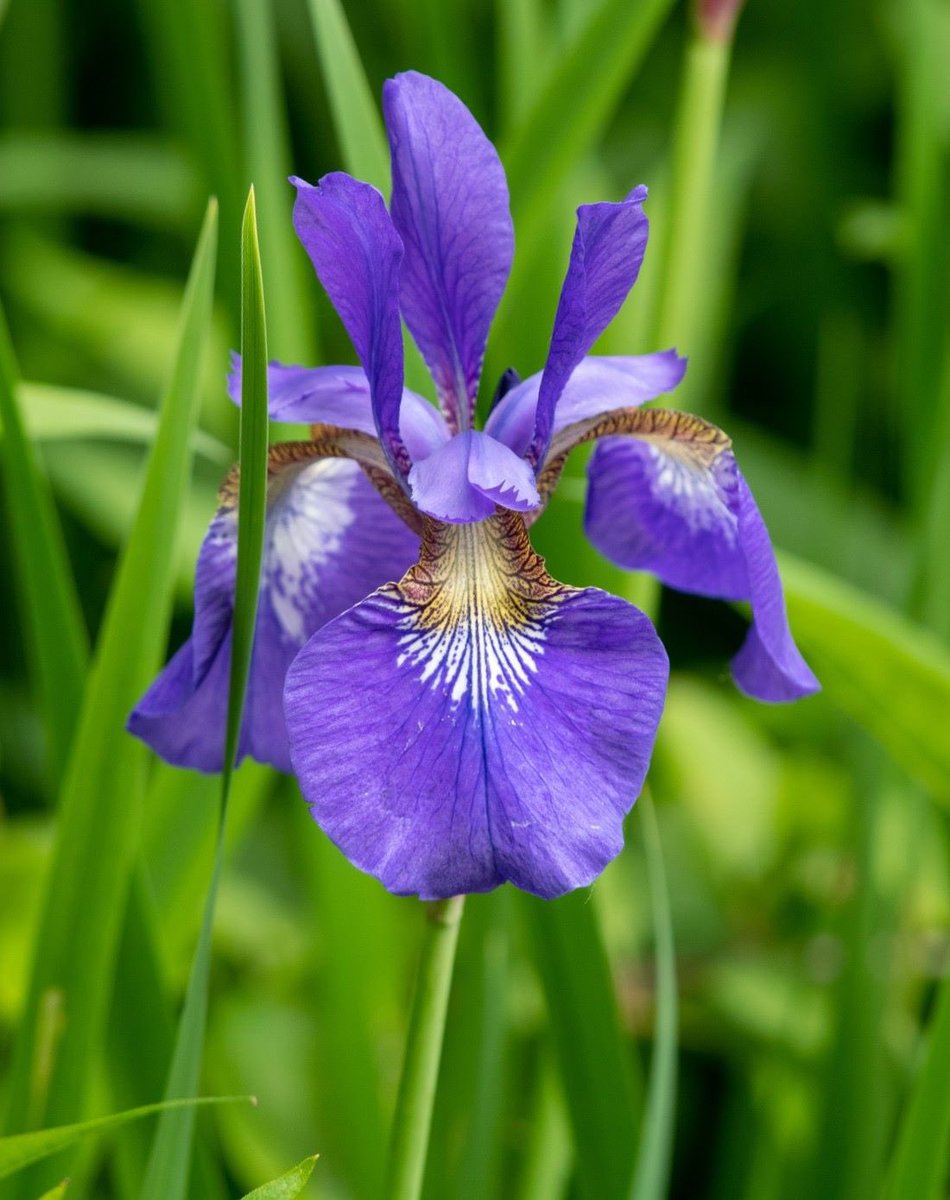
1,199 -> 218,1198
0,1 -> 948,1198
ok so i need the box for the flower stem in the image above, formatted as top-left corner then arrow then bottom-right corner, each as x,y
650,24 -> 735,366
385,894 -> 465,1200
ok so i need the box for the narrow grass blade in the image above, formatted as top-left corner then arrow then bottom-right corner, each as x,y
0,1098 -> 247,1180
516,1052 -> 572,1200
648,31 -> 735,358
519,890 -> 640,1200
304,0 -> 389,190
488,0 -> 674,388
893,0 -> 949,509
501,0 -> 675,234
135,0 -> 241,306
300,0 -> 429,397
5,381 -> 229,463
810,771 -> 889,1200
234,0 -> 317,364
36,1183 -> 68,1200
291,795 -> 395,1200
425,890 -> 510,1199
226,187 -> 270,782
0,132 -> 198,230
779,552 -> 950,805
0,202 -> 218,1175
630,794 -> 678,1200
385,897 -> 466,1200
882,975 -> 950,1200
0,305 -> 88,789
240,1155 -> 319,1199
495,0 -> 552,132
139,187 -> 269,1200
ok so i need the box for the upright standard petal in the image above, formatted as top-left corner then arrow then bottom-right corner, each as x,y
285,512 -> 669,899
485,351 -> 686,458
129,451 -> 419,772
292,173 -> 409,476
527,188 -> 649,467
227,354 -> 451,461
408,430 -> 540,523
581,409 -> 819,701
384,71 -> 514,431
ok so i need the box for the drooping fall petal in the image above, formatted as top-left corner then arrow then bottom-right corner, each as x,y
285,512 -> 668,898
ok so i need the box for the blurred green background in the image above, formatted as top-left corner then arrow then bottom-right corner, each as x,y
1,0 -> 948,1198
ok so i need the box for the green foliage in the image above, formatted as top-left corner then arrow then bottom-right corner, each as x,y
781,553 -> 950,805
883,977 -> 950,1200
629,795 -> 677,1200
0,305 -> 88,787
139,188 -> 270,1200
239,1155 -> 318,1200
1,1 -> 948,1198
519,890 -> 639,1199
1,203 -> 219,1200
0,1099 -> 245,1181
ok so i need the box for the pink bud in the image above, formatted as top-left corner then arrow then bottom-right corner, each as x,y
695,0 -> 746,42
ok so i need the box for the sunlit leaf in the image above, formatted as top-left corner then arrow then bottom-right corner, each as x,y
303,0 -> 388,190
780,552 -> 950,804
36,1182 -> 69,1200
0,306 -> 88,788
233,0 -> 317,365
629,795 -> 678,1200
882,977 -> 950,1200
1,202 -> 218,1184
3,381 -> 229,463
501,0 -> 675,235
139,186 -> 269,1200
0,132 -> 198,230
0,1098 -> 245,1180
239,1155 -> 318,1200
520,891 -> 640,1200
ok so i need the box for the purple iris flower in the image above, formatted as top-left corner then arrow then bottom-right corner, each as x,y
129,71 -> 817,900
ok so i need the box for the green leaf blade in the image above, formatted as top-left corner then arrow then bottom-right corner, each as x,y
0,1098 -> 246,1181
138,185 -> 270,1200
882,977 -> 950,1200
780,552 -> 950,805
240,1154 -> 319,1199
233,0 -> 317,365
1,201 -> 218,1193
629,795 -> 678,1200
304,0 -> 389,190
501,0 -> 675,235
520,891 -> 640,1200
0,306 -> 89,788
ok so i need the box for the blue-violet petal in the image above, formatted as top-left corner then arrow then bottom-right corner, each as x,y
528,189 -> 649,466
584,419 -> 818,701
486,351 -> 686,458
285,512 -> 669,898
384,70 -> 514,430
227,354 -> 450,461
129,452 -> 419,771
291,173 -> 409,476
408,430 -> 540,523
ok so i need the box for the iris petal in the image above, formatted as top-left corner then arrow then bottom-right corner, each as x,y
129,453 -> 419,772
291,173 -> 409,477
408,430 -> 540,523
528,189 -> 650,466
583,412 -> 818,701
485,351 -> 687,458
227,354 -> 451,461
285,512 -> 668,899
384,71 -> 514,430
